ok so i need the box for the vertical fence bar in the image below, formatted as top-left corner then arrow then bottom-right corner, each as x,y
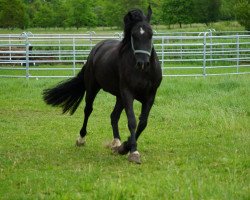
222,44 -> 225,57
73,37 -> 76,76
180,33 -> 183,60
203,33 -> 207,77
236,34 -> 240,73
87,31 -> 94,50
9,35 -> 11,61
209,30 -> 213,66
90,33 -> 92,49
24,33 -> 30,79
59,34 -> 61,61
161,37 -> 165,75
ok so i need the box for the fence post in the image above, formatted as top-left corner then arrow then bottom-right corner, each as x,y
203,32 -> 208,77
236,34 -> 240,73
161,37 -> 165,75
209,30 -> 213,67
180,32 -> 183,60
114,32 -> 122,41
87,31 -> 96,50
90,32 -> 92,49
73,37 -> 76,76
23,33 -> 30,79
9,34 -> 12,61
59,34 -> 61,61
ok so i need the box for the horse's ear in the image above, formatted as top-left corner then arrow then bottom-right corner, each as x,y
146,5 -> 152,22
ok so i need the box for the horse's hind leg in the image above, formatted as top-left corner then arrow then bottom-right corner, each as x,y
76,86 -> 100,146
109,97 -> 124,148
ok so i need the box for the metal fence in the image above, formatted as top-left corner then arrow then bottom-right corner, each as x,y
0,31 -> 249,78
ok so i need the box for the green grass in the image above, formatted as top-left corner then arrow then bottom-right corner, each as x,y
0,21 -> 245,35
0,75 -> 249,199
1,63 -> 249,78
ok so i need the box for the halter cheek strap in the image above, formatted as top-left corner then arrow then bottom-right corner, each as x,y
131,36 -> 153,56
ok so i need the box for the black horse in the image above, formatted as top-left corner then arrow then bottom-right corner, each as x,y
43,6 -> 162,164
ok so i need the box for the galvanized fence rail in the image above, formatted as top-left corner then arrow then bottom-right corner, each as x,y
0,31 -> 249,78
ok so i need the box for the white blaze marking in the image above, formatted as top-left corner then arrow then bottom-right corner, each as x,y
140,27 -> 145,35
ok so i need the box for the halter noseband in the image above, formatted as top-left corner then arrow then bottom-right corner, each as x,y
131,36 -> 153,56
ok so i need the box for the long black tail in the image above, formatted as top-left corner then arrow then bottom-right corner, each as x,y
43,68 -> 85,115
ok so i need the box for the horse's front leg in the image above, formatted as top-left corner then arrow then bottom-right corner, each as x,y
114,93 -> 155,163
136,94 -> 155,140
118,90 -> 141,164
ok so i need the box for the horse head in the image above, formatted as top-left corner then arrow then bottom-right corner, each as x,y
123,6 -> 153,70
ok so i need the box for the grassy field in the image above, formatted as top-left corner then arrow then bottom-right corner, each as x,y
0,75 -> 249,199
0,21 -> 245,35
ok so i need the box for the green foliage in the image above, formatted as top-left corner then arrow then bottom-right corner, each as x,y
161,0 -> 222,27
234,0 -> 250,31
149,0 -> 164,24
192,0 -> 221,25
33,1 -> 54,28
0,0 -> 248,29
0,0 -> 29,29
50,0 -> 68,28
162,0 -> 194,28
219,0 -> 235,20
66,0 -> 97,29
94,0 -> 151,28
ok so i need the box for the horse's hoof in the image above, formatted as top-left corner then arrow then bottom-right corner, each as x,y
128,151 -> 141,164
76,136 -> 85,147
106,138 -> 121,149
111,138 -> 121,148
112,142 -> 129,155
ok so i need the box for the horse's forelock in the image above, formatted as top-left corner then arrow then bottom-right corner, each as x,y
123,9 -> 147,41
125,9 -> 145,24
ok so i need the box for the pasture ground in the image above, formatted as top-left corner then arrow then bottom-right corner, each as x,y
0,21 -> 244,35
0,75 -> 249,199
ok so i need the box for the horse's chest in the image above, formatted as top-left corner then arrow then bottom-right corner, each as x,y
128,75 -> 153,95
135,79 -> 151,90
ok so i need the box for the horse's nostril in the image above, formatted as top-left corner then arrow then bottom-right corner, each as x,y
136,61 -> 143,68
136,61 -> 149,70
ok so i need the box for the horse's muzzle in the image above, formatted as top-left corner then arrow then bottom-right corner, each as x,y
136,61 -> 150,71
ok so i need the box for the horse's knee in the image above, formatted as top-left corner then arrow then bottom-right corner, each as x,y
128,118 -> 137,132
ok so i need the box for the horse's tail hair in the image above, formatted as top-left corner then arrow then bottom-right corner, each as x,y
43,67 -> 85,115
